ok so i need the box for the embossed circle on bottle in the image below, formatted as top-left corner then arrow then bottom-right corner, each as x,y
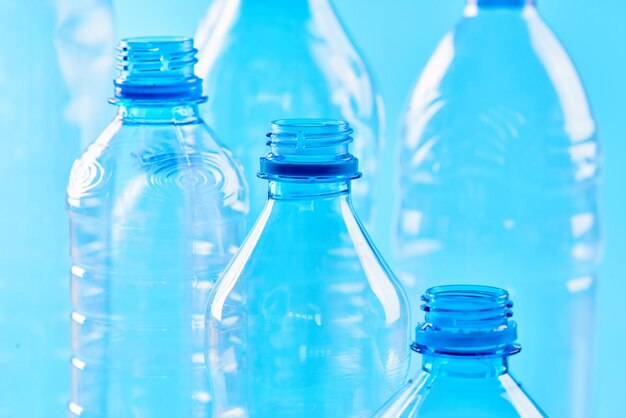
144,152 -> 239,202
68,157 -> 106,199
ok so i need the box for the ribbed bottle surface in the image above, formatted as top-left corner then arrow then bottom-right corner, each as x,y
413,286 -> 520,357
67,37 -> 247,417
0,2 -> 113,417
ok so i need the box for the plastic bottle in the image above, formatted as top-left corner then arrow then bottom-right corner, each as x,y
375,285 -> 547,418
194,0 -> 382,228
67,37 -> 247,417
394,1 -> 600,416
0,1 -> 113,416
206,119 -> 409,418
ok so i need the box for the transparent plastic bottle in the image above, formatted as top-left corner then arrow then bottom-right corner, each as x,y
375,285 -> 547,418
394,1 -> 600,416
67,37 -> 247,417
206,119 -> 409,418
0,1 -> 112,417
194,0 -> 382,227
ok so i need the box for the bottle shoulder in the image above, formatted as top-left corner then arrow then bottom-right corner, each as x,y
376,370 -> 546,418
67,116 -> 248,214
207,200 -> 408,325
403,13 -> 595,145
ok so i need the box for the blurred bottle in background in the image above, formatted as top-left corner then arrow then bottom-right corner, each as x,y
206,119 -> 409,418
67,37 -> 247,417
56,0 -> 117,148
375,285 -> 547,418
394,1 -> 600,416
194,0 -> 383,230
0,1 -> 113,417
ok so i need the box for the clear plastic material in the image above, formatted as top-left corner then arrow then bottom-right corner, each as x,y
375,285 -> 547,418
194,0 -> 382,227
394,2 -> 600,416
67,37 -> 247,417
0,1 -> 113,416
206,119 -> 409,418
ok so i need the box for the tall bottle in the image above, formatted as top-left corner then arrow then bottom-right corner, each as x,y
67,37 -> 247,417
375,285 -> 547,418
194,0 -> 382,227
394,1 -> 600,416
0,1 -> 113,417
206,119 -> 409,418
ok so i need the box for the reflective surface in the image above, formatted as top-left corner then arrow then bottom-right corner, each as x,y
67,38 -> 247,417
394,2 -> 600,417
0,1 -> 113,416
194,0 -> 382,227
206,120 -> 409,418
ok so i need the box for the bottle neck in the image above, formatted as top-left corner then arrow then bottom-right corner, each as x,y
117,102 -> 201,124
423,355 -> 510,378
268,180 -> 351,201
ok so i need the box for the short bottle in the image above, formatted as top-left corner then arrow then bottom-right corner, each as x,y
67,37 -> 247,417
206,119 -> 409,418
374,285 -> 546,418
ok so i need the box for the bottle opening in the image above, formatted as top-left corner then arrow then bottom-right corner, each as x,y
111,36 -> 206,103
413,285 -> 521,358
259,118 -> 361,181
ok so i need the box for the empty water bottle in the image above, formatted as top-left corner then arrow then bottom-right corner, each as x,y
394,1 -> 600,416
67,37 -> 247,417
375,285 -> 547,418
0,1 -> 113,416
194,0 -> 382,227
206,119 -> 409,418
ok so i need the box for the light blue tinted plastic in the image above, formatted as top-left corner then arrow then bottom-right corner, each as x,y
0,1 -> 113,417
206,119 -> 409,418
375,285 -> 547,418
194,0 -> 382,228
67,37 -> 247,417
393,2 -> 600,417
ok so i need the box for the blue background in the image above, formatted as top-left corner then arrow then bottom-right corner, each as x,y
114,1 -> 625,415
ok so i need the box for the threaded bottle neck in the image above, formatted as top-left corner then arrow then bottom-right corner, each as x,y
413,285 -> 521,358
111,37 -> 206,104
258,119 -> 361,182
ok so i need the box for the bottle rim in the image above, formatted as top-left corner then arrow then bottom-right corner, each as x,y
413,285 -> 521,358
111,36 -> 206,104
259,118 -> 361,182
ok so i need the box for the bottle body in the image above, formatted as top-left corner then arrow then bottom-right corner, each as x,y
67,103 -> 246,417
206,120 -> 409,418
0,1 -> 113,416
394,5 -> 599,417
195,0 -> 381,226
